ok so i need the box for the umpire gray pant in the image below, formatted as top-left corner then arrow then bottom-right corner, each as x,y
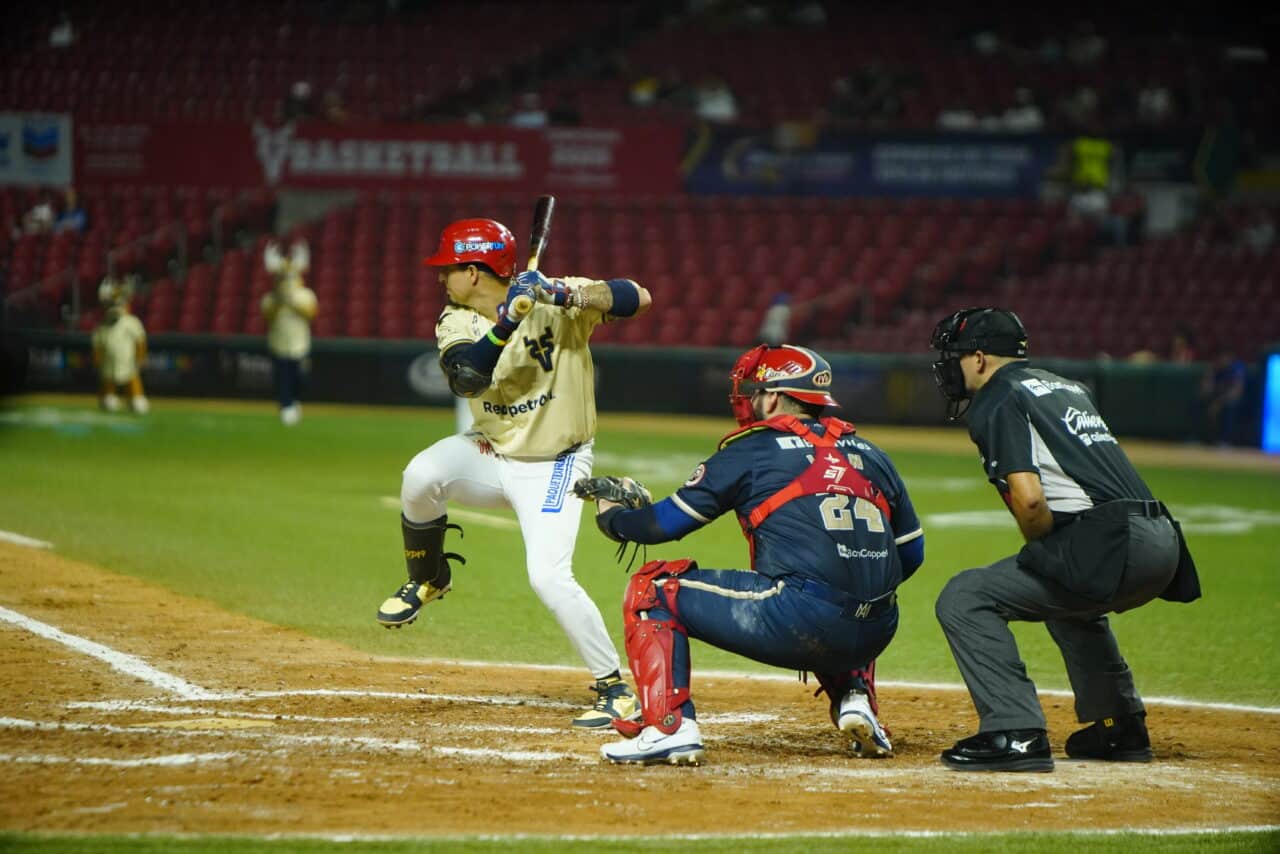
935,513 -> 1179,733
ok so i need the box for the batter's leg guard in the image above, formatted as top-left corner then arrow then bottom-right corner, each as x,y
376,515 -> 465,627
623,559 -> 696,735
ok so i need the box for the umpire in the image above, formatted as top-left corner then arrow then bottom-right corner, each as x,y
928,308 -> 1200,772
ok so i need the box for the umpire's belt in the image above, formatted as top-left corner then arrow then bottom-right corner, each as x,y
785,576 -> 897,620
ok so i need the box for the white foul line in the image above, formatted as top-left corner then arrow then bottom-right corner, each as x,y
0,605 -> 216,700
0,752 -> 239,768
0,530 -> 53,549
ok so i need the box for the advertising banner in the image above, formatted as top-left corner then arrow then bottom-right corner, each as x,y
684,126 -> 1060,198
0,112 -> 73,186
73,121 -> 682,194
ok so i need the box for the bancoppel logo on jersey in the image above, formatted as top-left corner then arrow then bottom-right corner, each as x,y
1022,378 -> 1086,397
837,545 -> 890,559
1061,406 -> 1117,446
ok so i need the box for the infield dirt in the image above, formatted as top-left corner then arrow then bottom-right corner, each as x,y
1,541 -> 1276,839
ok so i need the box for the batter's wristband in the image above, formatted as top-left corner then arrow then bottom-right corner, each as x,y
604,279 -> 640,317
486,328 -> 509,346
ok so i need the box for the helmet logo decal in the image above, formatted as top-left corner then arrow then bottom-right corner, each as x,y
453,240 -> 505,253
813,369 -> 832,387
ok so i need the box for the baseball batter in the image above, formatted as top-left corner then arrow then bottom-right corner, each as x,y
376,217 -> 651,729
91,278 -> 148,414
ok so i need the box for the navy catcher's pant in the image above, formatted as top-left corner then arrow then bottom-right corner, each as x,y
649,567 -> 897,719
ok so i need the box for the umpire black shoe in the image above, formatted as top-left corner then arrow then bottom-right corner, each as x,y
1065,712 -> 1152,762
941,729 -> 1054,772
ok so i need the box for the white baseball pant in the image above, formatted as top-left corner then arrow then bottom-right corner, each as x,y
400,433 -> 621,679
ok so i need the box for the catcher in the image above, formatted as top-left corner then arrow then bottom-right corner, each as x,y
575,344 -> 925,765
91,277 -> 148,414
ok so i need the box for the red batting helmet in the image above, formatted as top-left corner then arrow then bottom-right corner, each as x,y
423,218 -> 517,278
729,344 -> 839,426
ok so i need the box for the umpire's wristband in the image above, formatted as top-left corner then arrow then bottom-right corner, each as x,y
595,505 -> 626,543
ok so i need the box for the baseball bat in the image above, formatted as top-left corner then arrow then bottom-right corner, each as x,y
510,194 -> 556,316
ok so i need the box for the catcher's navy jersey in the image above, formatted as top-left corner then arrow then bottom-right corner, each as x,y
669,420 -> 922,601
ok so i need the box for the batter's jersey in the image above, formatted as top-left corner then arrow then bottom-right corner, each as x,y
669,421 -> 922,601
92,313 -> 146,384
965,362 -> 1152,521
435,276 -> 604,460
261,279 -> 317,359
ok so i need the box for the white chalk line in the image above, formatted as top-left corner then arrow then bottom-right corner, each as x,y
0,752 -> 240,768
0,530 -> 53,549
0,605 -> 216,700
2,602 -> 1276,722
64,700 -> 369,724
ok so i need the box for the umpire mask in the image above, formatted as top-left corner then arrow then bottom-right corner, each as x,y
929,308 -> 1028,421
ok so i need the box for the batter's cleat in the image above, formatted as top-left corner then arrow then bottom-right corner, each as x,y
941,729 -> 1054,772
837,689 -> 893,758
1064,712 -> 1152,762
572,676 -> 641,729
601,718 -> 704,766
376,580 -> 449,628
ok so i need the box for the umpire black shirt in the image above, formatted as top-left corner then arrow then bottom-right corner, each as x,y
965,362 -> 1153,528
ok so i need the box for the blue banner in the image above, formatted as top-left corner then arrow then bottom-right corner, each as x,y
683,127 -> 1060,198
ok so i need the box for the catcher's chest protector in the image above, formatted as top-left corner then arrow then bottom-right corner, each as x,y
738,415 -> 892,538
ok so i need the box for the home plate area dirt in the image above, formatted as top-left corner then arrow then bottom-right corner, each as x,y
1,542 -> 1276,839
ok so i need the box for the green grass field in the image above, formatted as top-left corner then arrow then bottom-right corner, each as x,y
2,395 -> 1278,851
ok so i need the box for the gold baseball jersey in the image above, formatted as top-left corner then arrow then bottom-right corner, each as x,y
92,312 -> 146,384
436,276 -> 604,459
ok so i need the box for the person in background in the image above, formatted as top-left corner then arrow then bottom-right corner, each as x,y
92,277 -> 148,414
261,239 -> 318,426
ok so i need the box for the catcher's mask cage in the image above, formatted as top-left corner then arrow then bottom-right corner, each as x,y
929,307 -> 1029,420
729,344 -> 839,426
423,218 -> 518,278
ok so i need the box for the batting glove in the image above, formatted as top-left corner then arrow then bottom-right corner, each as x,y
517,269 -> 574,308
504,279 -> 537,321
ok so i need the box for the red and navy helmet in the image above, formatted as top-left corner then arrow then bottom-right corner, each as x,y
423,218 -> 517,278
729,344 -> 839,425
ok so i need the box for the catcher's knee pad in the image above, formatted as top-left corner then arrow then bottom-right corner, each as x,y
402,514 -> 465,588
623,559 -> 695,734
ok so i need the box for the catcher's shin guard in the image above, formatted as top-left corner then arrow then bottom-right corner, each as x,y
623,559 -> 695,735
402,514 -> 465,588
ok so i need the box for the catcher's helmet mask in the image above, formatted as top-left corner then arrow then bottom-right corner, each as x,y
730,344 -> 839,426
930,307 -> 1029,420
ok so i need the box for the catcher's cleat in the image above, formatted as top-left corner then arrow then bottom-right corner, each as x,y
376,580 -> 449,627
572,676 -> 641,729
837,689 -> 893,758
601,718 -> 704,766
1064,712 -> 1152,762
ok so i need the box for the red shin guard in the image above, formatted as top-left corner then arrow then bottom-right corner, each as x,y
623,559 -> 695,735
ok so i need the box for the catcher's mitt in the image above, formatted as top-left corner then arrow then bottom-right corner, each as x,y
572,476 -> 652,509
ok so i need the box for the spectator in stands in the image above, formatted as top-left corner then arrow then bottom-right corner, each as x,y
92,278 -> 148,415
322,90 -> 349,122
1002,88 -> 1046,132
1128,325 -> 1196,365
1199,350 -> 1247,447
1066,20 -> 1107,66
53,188 -> 87,234
261,240 -> 318,426
1241,210 -> 1276,254
509,92 -> 549,128
49,11 -> 74,48
757,294 -> 792,346
693,75 -> 739,123
19,192 -> 55,237
1136,79 -> 1175,126
283,80 -> 317,121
